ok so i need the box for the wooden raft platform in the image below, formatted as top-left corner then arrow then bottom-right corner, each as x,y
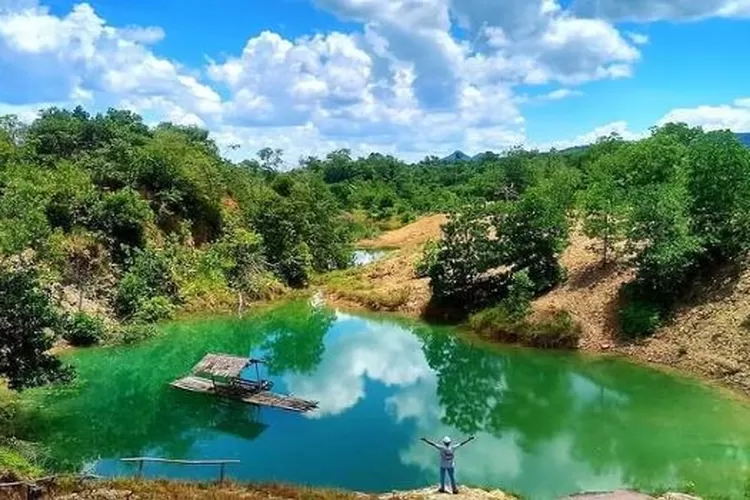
170,354 -> 318,413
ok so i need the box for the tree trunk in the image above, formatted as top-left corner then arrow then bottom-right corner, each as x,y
77,284 -> 84,312
237,291 -> 245,317
602,213 -> 610,266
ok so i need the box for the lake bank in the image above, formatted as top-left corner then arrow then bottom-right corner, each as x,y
15,477 -> 706,500
319,215 -> 750,400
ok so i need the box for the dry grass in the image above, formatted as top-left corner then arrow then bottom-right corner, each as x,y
37,479 -> 518,500
46,478 -> 362,500
320,215 -> 446,316
358,215 -> 447,250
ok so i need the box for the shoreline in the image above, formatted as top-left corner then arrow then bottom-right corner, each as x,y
321,289 -> 750,404
319,215 -> 750,402
21,477 -> 701,500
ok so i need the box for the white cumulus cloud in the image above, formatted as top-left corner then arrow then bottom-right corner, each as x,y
572,0 -> 750,22
0,2 -> 220,121
658,101 -> 750,132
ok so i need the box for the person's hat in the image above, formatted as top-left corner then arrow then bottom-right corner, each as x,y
443,436 -> 451,444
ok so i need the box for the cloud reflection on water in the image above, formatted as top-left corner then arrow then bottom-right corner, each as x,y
284,312 -> 433,418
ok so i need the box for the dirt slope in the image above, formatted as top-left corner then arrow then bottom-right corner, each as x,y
321,215 -> 446,316
617,262 -> 750,395
358,215 -> 448,250
531,232 -> 634,352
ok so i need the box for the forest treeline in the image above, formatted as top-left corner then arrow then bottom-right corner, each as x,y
2,105 -> 750,390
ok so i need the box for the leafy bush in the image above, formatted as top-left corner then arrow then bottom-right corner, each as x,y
469,303 -> 517,333
0,445 -> 42,480
470,306 -> 580,349
63,312 -> 106,347
114,249 -> 178,320
117,323 -> 158,345
130,296 -> 175,324
89,188 -> 152,261
114,271 -> 149,319
620,300 -> 663,338
520,310 -> 581,349
415,240 -> 439,278
501,270 -> 535,321
0,266 -> 73,390
399,210 -> 415,224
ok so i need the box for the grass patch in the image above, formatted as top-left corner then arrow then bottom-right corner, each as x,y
0,445 -> 42,481
469,307 -> 581,349
54,477 -> 362,500
317,267 -> 411,312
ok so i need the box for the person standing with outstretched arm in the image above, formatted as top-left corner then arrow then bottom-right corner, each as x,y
420,435 -> 475,494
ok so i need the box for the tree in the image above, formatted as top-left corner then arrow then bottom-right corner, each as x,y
500,189 -> 569,293
0,266 -> 72,390
579,155 -> 629,264
257,147 -> 284,171
215,224 -> 268,313
686,130 -> 750,260
428,205 -> 499,303
89,188 -> 152,261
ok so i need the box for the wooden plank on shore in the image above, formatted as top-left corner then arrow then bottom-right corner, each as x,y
170,376 -> 318,413
121,458 -> 240,465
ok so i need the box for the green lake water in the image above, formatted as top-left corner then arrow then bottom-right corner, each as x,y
24,300 -> 750,499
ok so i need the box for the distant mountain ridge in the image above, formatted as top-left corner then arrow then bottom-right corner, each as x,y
441,150 -> 473,162
440,133 -> 750,162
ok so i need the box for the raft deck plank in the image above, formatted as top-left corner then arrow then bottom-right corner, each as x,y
171,375 -> 318,413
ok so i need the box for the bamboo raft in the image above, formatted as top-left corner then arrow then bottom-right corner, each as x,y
170,353 -> 318,413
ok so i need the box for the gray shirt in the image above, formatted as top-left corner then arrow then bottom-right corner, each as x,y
439,444 -> 456,468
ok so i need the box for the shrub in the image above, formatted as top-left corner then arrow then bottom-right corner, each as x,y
520,310 -> 581,349
114,272 -> 149,319
415,240 -> 439,278
620,300 -> 663,338
469,303 -> 517,333
117,323 -> 158,345
88,188 -> 152,261
399,211 -> 414,224
130,295 -> 175,324
114,248 -> 178,320
470,283 -> 581,351
63,312 -> 106,347
0,445 -> 42,480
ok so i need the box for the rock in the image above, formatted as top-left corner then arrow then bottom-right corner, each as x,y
376,486 -> 515,500
560,491 -> 651,500
657,493 -> 703,500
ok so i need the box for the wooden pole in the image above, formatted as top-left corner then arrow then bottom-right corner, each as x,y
137,459 -> 144,478
219,463 -> 225,483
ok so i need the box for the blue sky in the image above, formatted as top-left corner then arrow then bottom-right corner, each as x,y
1,0 -> 749,163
